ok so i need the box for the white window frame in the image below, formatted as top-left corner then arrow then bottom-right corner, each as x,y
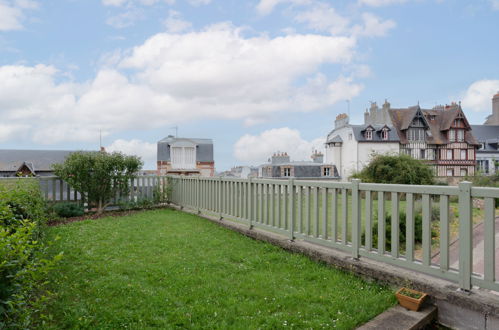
449,129 -> 455,142
457,130 -> 464,142
365,130 -> 372,140
446,149 -> 453,160
460,149 -> 467,160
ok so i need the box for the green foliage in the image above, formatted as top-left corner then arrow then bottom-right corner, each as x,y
0,180 -> 62,328
53,203 -> 85,218
53,151 -> 143,214
364,208 -> 437,251
352,154 -> 435,185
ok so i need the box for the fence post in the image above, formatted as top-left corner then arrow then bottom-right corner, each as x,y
218,177 -> 223,220
196,176 -> 201,214
351,179 -> 361,259
458,181 -> 472,291
289,178 -> 295,241
248,177 -> 253,229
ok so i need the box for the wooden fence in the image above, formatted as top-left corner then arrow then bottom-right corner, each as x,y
168,176 -> 499,293
36,176 -> 168,204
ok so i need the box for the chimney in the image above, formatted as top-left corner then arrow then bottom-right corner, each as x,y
311,150 -> 324,163
271,152 -> 290,164
335,113 -> 349,129
493,92 -> 499,121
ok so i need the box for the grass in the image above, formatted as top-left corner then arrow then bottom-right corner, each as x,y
38,208 -> 395,329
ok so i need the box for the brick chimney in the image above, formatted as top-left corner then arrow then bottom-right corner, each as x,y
311,150 -> 323,163
335,113 -> 349,129
271,152 -> 290,164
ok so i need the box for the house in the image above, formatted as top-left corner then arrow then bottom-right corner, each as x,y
0,149 -> 77,177
470,125 -> 499,175
220,166 -> 259,178
325,113 -> 400,181
388,102 -> 478,180
157,135 -> 215,177
259,151 -> 339,179
483,92 -> 499,125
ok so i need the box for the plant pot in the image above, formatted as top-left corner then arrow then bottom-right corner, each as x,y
395,287 -> 427,311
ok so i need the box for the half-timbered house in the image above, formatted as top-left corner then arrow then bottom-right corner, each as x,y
388,103 -> 478,180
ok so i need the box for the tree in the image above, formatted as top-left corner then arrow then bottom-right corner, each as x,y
53,151 -> 143,214
351,154 -> 435,185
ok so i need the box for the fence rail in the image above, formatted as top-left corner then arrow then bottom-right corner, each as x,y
168,176 -> 499,293
32,176 -> 168,205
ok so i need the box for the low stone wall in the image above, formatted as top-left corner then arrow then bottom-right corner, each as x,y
171,204 -> 499,329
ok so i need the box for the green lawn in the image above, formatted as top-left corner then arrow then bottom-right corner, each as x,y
39,209 -> 395,329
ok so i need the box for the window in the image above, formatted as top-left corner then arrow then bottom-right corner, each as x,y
408,128 -> 425,141
447,168 -> 454,176
171,146 -> 196,169
460,150 -> 467,160
348,133 -> 353,140
282,167 -> 291,177
381,129 -> 388,140
457,130 -> 464,142
446,149 -> 453,160
420,149 -> 425,159
478,160 -> 490,174
460,168 -> 467,177
365,130 -> 372,140
449,129 -> 455,142
323,167 -> 331,177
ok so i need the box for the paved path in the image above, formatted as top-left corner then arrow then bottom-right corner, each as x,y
432,217 -> 499,277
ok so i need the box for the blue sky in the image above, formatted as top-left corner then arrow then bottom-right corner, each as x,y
1,0 -> 499,170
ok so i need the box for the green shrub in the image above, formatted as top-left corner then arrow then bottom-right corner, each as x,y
363,210 -> 437,251
0,180 -> 62,328
53,203 -> 85,218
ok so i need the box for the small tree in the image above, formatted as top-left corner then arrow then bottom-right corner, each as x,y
352,154 -> 435,185
53,151 -> 143,214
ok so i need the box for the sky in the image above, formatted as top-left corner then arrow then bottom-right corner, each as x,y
1,0 -> 499,170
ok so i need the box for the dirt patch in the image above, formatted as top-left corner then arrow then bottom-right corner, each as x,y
47,205 -> 172,226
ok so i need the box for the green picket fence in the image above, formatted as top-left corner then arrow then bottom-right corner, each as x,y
168,176 -> 499,293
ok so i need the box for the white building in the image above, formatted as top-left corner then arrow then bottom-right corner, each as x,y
325,113 -> 400,181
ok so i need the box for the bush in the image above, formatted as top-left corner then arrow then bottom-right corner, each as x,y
0,180 -> 62,328
53,151 -> 142,214
352,154 -> 435,185
52,203 -> 85,218
363,209 -> 437,251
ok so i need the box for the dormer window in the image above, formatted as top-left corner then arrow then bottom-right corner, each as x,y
365,130 -> 372,140
457,129 -> 464,142
449,129 -> 456,142
381,129 -> 389,140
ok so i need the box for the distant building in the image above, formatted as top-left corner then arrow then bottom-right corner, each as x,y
259,151 -> 339,179
0,149 -> 77,177
484,92 -> 499,125
220,166 -> 259,178
157,135 -> 215,176
364,100 -> 393,126
388,102 -> 478,179
325,113 -> 400,181
471,125 -> 499,175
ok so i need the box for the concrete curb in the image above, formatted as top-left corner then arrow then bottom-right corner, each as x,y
169,205 -> 499,329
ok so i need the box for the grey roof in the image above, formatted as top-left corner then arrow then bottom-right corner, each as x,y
157,136 -> 214,162
351,125 -> 400,142
0,150 -> 76,172
327,135 -> 343,143
471,125 -> 499,151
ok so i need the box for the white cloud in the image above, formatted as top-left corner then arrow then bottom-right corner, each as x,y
461,79 -> 499,112
351,13 -> 396,37
358,0 -> 408,6
106,139 -> 156,168
0,23 -> 364,144
491,0 -> 499,10
234,127 -> 324,164
294,3 -> 350,35
0,0 -> 38,31
163,10 -> 191,33
187,0 -> 210,6
256,0 -> 310,15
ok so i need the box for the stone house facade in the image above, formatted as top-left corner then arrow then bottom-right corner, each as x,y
157,136 -> 215,177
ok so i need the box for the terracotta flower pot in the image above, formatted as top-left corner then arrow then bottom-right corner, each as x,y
395,287 -> 427,311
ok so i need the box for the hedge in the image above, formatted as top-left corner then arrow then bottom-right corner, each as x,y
0,179 -> 62,329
